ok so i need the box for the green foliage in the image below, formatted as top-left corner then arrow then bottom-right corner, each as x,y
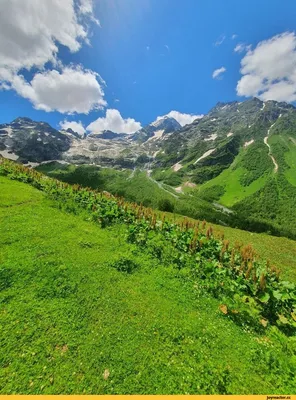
191,165 -> 227,184
135,154 -> 151,165
158,198 -> 175,212
198,185 -> 225,202
239,142 -> 273,186
1,158 -> 296,333
0,267 -> 13,291
188,136 -> 241,184
1,162 -> 296,394
234,174 -> 296,240
151,168 -> 183,186
36,264 -> 78,299
108,257 -> 140,274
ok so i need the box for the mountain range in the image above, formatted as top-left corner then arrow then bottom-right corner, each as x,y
1,97 -> 296,239
0,114 -> 182,166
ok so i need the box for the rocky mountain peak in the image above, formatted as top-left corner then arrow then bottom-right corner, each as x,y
11,117 -> 34,126
151,116 -> 181,131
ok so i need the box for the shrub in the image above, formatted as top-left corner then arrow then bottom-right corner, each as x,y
158,198 -> 174,212
109,257 -> 140,274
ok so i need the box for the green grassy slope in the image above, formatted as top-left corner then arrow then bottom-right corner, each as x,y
35,162 -> 229,224
186,137 -> 296,239
196,142 -> 273,207
36,163 -> 175,207
1,176 -> 296,394
285,141 -> 296,186
34,162 -> 296,277
212,223 -> 296,282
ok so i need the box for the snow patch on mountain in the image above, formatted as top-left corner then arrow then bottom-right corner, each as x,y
205,133 -> 218,141
244,139 -> 254,147
194,148 -> 216,164
0,149 -> 19,160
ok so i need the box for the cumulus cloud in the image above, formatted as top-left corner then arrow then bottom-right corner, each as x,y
157,111 -> 204,127
212,67 -> 226,79
0,0 -> 93,74
59,120 -> 86,136
87,109 -> 142,134
9,66 -> 106,114
0,0 -> 104,113
237,32 -> 296,102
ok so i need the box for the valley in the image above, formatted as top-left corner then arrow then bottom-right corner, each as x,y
1,97 -> 296,240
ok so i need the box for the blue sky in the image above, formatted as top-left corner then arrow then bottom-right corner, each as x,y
1,0 -> 296,134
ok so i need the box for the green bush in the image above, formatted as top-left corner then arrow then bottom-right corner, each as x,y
158,198 -> 175,212
109,257 -> 140,274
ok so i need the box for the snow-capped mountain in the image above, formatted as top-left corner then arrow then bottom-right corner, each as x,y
1,98 -> 296,169
0,117 -> 73,163
131,116 -> 181,143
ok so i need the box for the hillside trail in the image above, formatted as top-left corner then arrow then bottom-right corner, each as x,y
263,117 -> 281,173
143,160 -> 179,199
146,169 -> 179,199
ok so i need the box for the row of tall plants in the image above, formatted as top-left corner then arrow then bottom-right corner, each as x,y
1,157 -> 296,333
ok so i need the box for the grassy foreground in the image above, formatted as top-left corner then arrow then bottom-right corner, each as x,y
1,174 -> 296,394
37,162 -> 296,281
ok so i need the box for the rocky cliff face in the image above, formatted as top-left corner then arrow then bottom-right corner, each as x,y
0,118 -> 72,163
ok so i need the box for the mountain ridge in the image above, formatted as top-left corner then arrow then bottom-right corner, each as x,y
1,97 -> 296,239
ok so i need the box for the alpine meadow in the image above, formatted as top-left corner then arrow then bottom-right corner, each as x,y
1,0 -> 296,396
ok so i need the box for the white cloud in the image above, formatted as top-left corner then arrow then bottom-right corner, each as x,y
232,34 -> 238,40
87,109 -> 142,134
164,44 -> 170,52
0,0 -> 93,75
0,0 -> 103,113
237,74 -> 263,97
234,43 -> 250,53
237,32 -> 296,102
157,111 -> 204,127
59,120 -> 86,136
78,0 -> 94,15
146,46 -> 150,51
212,67 -> 226,79
9,66 -> 106,114
214,35 -> 226,46
78,0 -> 100,26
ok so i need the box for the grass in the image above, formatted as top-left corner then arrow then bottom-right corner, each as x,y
167,212 -> 296,282
284,138 -> 296,187
33,161 -> 296,280
197,150 -> 270,207
215,224 -> 296,281
1,176 -> 296,394
36,163 -> 176,208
